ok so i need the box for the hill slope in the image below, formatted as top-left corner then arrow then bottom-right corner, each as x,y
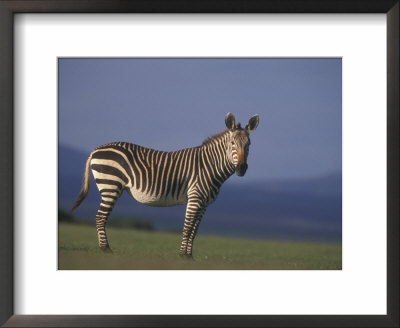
59,222 -> 342,270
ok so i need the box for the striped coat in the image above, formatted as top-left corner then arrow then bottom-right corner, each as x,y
72,113 -> 259,258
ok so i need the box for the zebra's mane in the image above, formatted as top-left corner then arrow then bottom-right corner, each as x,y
201,129 -> 229,146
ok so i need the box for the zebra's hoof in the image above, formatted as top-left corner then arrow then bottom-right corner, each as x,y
100,246 -> 113,253
179,254 -> 194,260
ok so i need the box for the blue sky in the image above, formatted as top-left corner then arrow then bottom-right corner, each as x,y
59,58 -> 341,181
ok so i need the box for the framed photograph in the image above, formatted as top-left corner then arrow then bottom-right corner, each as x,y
57,57 -> 342,271
1,1 -> 398,327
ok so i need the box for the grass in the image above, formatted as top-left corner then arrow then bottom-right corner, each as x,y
58,222 -> 342,270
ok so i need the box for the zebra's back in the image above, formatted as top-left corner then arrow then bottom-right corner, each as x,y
90,142 -> 193,207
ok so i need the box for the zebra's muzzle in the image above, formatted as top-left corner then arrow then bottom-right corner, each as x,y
236,162 -> 248,176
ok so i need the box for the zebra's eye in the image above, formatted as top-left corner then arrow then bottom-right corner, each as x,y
231,142 -> 235,145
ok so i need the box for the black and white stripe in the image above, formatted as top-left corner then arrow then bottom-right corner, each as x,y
72,113 -> 259,258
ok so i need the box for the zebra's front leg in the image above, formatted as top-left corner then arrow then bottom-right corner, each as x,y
180,199 -> 205,259
186,216 -> 204,257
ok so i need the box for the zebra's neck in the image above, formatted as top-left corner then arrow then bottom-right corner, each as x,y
199,133 -> 235,187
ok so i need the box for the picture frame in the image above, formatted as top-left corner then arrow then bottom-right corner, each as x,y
0,0 -> 398,327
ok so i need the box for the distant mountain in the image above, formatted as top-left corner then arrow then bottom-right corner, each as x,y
59,144 -> 342,243
251,172 -> 342,197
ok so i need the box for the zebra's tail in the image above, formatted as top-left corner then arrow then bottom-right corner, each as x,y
72,153 -> 92,211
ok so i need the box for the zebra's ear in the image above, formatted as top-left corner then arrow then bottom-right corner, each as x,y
225,113 -> 236,130
246,114 -> 259,133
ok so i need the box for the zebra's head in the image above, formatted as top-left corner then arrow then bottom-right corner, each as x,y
225,113 -> 259,177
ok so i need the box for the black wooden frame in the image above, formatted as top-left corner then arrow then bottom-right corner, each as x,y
0,1 -> 398,327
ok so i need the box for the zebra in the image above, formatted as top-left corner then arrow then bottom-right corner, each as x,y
72,113 -> 259,258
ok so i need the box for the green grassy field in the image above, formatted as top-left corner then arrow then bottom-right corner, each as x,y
58,222 -> 342,270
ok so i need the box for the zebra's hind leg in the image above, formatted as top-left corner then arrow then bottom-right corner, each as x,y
95,191 -> 120,252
